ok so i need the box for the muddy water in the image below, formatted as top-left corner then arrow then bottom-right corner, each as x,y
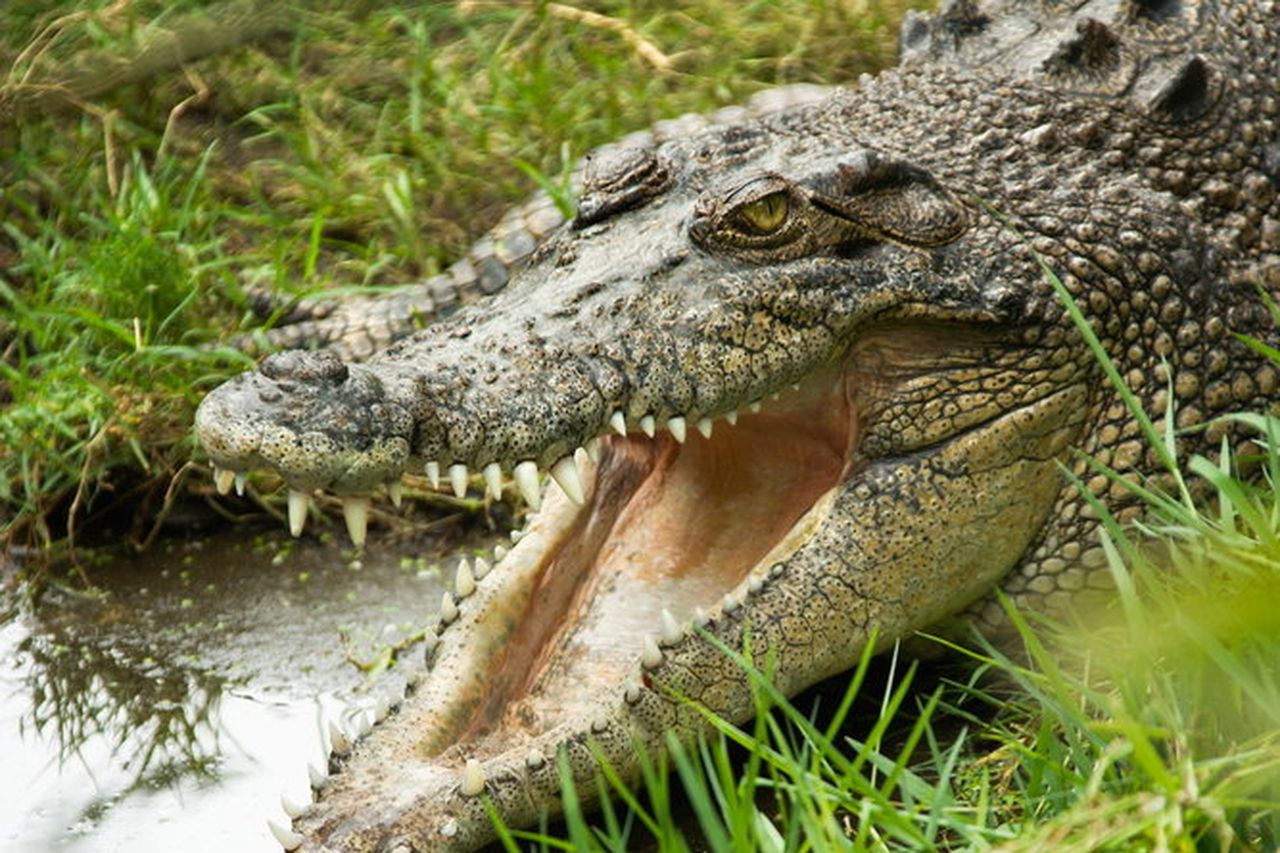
1,524 -> 489,852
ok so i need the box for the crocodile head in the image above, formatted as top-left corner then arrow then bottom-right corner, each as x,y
198,90 -> 1098,849
194,37 -> 1280,838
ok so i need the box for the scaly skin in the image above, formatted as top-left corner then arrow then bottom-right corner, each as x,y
195,0 -> 1280,850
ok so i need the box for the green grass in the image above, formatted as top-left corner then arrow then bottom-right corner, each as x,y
0,0 -> 921,554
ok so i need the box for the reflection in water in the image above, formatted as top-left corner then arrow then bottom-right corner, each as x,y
1,525 -> 462,852
19,621 -> 230,793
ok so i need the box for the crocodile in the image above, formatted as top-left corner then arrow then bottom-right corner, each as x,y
195,0 -> 1280,849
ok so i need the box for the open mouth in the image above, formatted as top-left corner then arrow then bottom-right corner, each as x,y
410,356 -> 859,763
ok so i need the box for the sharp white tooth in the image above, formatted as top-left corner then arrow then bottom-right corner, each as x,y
697,417 -> 713,439
268,819 -> 304,851
214,467 -> 235,495
449,463 -> 468,499
387,480 -> 403,508
473,556 -> 491,580
692,607 -> 709,628
425,461 -> 441,489
342,495 -> 370,548
355,712 -> 373,737
609,410 -> 627,436
591,715 -> 608,733
660,608 -> 683,646
287,490 -> 308,537
748,575 -> 764,593
722,592 -> 742,613
374,696 -> 390,722
585,438 -> 601,462
724,411 -> 738,426
422,626 -> 439,654
749,400 -> 762,413
455,559 -> 475,598
483,462 -> 503,500
405,665 -> 423,687
624,681 -> 643,704
281,793 -> 310,819
440,591 -> 458,624
235,472 -> 247,495
440,818 -> 459,838
493,545 -> 508,562
329,722 -> 350,755
574,445 -> 591,477
526,750 -> 546,769
641,635 -> 663,669
307,763 -> 327,789
550,455 -> 585,505
514,460 -> 541,510
510,528 -> 524,543
666,416 -> 687,443
640,415 -> 656,437
460,758 -> 486,796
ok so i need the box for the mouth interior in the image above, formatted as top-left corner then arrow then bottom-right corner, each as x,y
463,361 -> 858,752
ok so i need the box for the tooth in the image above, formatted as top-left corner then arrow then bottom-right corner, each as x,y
574,445 -> 591,477
440,818 -> 459,838
425,461 -> 441,489
591,715 -> 609,733
483,463 -> 503,500
666,416 -> 687,443
722,592 -> 742,613
473,556 -> 491,580
748,575 -> 764,593
550,456 -> 585,505
660,608 -> 683,646
526,750 -> 546,769
355,712 -> 373,737
514,460 -> 541,510
405,665 -> 423,687
460,758 -> 486,796
214,467 -> 235,495
422,626 -> 439,655
749,401 -> 762,413
493,545 -> 508,562
624,681 -> 643,704
641,635 -> 663,669
287,490 -> 308,537
585,438 -> 601,462
640,415 -> 656,437
792,383 -> 801,391
609,410 -> 627,436
440,591 -> 458,624
307,763 -> 327,789
387,481 -> 403,508
268,819 -> 304,851
329,721 -> 350,755
697,417 -> 713,439
235,472 -> 247,495
510,528 -> 524,543
692,607 -> 709,628
374,696 -> 390,722
724,411 -> 738,426
281,793 -> 310,819
449,463 -> 468,499
455,559 -> 475,598
342,495 -> 370,548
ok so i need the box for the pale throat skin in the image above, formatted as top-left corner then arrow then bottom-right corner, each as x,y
193,0 -> 1280,849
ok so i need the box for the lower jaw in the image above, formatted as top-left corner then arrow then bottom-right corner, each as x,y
405,358 -> 858,762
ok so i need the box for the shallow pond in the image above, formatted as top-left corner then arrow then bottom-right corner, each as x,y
1,521 -> 490,852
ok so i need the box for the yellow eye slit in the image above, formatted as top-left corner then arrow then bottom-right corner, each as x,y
736,191 -> 789,234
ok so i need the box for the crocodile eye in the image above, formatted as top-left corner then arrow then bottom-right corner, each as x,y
733,192 -> 789,235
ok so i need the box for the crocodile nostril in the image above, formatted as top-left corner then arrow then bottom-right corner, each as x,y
260,349 -> 350,384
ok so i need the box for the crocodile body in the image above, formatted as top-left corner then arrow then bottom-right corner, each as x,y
196,0 -> 1280,849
